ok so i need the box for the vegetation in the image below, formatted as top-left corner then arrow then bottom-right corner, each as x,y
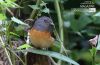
0,0 -> 100,65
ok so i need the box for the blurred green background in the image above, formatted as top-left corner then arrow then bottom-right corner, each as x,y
0,0 -> 100,65
11,0 -> 100,65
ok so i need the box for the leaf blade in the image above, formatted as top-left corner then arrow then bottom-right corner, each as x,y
20,48 -> 79,65
17,44 -> 32,50
11,17 -> 29,26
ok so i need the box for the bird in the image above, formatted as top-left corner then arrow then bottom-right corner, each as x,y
25,16 -> 55,65
27,16 -> 55,48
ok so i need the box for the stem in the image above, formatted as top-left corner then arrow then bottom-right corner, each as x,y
92,47 -> 96,65
29,0 -> 42,19
90,47 -> 97,65
49,56 -> 58,65
24,53 -> 27,65
0,36 -> 13,65
7,8 -> 14,16
54,0 -> 64,65
92,55 -> 95,65
55,0 -> 64,53
7,47 -> 26,65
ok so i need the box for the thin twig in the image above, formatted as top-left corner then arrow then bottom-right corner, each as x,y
7,47 -> 26,65
49,56 -> 58,65
29,0 -> 42,19
0,36 -> 13,65
7,8 -> 14,16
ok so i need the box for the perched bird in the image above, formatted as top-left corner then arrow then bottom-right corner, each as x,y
25,16 -> 55,65
27,16 -> 54,48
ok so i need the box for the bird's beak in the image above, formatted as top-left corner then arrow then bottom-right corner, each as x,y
50,22 -> 54,26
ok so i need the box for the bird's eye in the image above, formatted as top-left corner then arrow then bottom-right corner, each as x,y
44,19 -> 49,24
44,19 -> 47,22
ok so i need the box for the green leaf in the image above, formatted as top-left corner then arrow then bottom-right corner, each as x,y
11,17 -> 29,26
70,20 -> 79,31
78,15 -> 92,29
90,47 -> 97,57
17,44 -> 32,50
42,8 -> 50,13
10,0 -> 16,2
96,63 -> 100,65
96,35 -> 100,50
10,2 -> 20,8
93,17 -> 100,24
10,32 -> 20,37
71,15 -> 92,31
0,13 -> 6,20
94,12 -> 100,17
0,0 -> 3,2
21,48 -> 79,65
0,0 -> 20,8
95,0 -> 100,5
54,41 -> 61,48
40,2 -> 47,6
28,5 -> 40,10
15,25 -> 25,31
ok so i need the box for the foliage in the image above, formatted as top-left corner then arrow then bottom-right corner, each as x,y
0,0 -> 100,65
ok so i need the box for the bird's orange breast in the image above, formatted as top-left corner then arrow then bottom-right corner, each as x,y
28,28 -> 54,48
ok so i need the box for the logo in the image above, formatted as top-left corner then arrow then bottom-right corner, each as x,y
71,1 -> 96,12
80,1 -> 95,8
